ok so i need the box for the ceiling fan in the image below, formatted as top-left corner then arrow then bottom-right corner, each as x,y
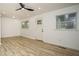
16,3 -> 34,11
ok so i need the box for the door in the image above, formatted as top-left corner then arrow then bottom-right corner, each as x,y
36,19 -> 43,40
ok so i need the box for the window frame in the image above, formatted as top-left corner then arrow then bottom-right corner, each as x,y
56,12 -> 77,31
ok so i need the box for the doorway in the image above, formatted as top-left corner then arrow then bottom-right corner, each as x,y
36,18 -> 43,41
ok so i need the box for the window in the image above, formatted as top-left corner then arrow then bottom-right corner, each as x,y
56,13 -> 77,30
37,20 -> 42,24
21,21 -> 29,29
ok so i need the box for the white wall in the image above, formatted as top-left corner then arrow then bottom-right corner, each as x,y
21,18 -> 37,39
0,16 -> 1,44
2,17 -> 21,38
21,5 -> 79,50
0,16 -> 1,38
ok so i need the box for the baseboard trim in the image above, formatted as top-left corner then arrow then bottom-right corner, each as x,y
1,36 -> 21,39
44,40 -> 79,52
21,35 -> 36,40
21,36 -> 79,51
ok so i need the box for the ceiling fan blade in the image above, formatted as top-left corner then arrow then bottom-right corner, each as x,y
16,3 -> 34,11
16,8 -> 22,11
19,3 -> 25,8
24,8 -> 34,11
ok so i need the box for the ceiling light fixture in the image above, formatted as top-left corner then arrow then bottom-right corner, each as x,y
12,16 -> 16,18
22,8 -> 25,10
38,8 -> 41,9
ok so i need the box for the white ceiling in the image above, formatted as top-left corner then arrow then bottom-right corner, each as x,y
0,3 -> 78,19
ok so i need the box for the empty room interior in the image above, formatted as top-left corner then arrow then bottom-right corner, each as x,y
0,3 -> 79,56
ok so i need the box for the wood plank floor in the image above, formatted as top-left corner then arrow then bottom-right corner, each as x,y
0,36 -> 79,56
